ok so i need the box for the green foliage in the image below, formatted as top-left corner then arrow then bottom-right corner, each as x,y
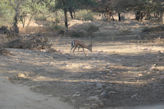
0,0 -> 14,25
82,11 -> 95,21
23,0 -> 49,15
46,10 -> 64,25
0,0 -> 50,26
34,15 -> 47,21
55,0 -> 97,10
54,11 -> 64,22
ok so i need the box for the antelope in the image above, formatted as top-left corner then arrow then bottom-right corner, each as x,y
70,40 -> 92,56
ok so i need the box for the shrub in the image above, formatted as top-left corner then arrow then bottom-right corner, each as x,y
75,10 -> 94,21
66,23 -> 99,38
68,30 -> 87,37
50,24 -> 65,31
83,12 -> 94,21
35,15 -> 47,21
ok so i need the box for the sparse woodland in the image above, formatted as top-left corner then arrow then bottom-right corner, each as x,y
0,0 -> 164,109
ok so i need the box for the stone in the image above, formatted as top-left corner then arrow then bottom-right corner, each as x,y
96,82 -> 103,89
87,95 -> 99,101
72,92 -> 81,97
100,91 -> 109,98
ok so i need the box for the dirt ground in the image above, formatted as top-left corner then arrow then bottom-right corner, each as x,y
0,72 -> 73,109
0,20 -> 164,109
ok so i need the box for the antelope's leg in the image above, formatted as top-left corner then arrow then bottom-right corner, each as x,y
70,41 -> 75,53
73,46 -> 77,54
83,48 -> 86,56
78,46 -> 80,51
78,45 -> 82,52
70,46 -> 74,53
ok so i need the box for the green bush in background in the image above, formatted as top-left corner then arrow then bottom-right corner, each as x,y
75,10 -> 95,21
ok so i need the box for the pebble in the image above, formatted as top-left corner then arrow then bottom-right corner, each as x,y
87,95 -> 99,101
72,92 -> 81,97
100,91 -> 109,98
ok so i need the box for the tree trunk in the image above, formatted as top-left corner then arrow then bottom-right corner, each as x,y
73,11 -> 76,19
118,12 -> 121,21
69,8 -> 74,19
64,9 -> 68,29
20,15 -> 26,28
13,11 -> 19,33
135,11 -> 140,21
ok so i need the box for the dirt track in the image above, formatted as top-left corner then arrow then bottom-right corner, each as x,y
0,67 -> 73,109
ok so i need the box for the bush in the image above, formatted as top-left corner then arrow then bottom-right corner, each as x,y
35,15 -> 47,21
83,13 -> 94,21
66,23 -> 99,38
75,10 -> 94,21
49,24 -> 65,31
67,30 -> 87,37
5,34 -> 51,49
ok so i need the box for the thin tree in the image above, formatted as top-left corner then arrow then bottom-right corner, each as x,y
9,0 -> 24,33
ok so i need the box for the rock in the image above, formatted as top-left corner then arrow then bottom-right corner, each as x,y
106,84 -> 113,89
138,73 -> 143,77
108,91 -> 117,94
72,92 -> 81,97
105,63 -> 110,69
100,90 -> 117,98
86,82 -> 95,86
87,95 -> 99,101
131,94 -> 138,98
87,95 -> 104,109
90,103 -> 99,109
96,82 -> 103,89
17,73 -> 27,78
100,91 -> 109,98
